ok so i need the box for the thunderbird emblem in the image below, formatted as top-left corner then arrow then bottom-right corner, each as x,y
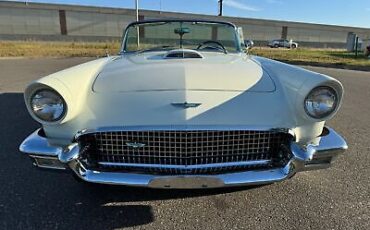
125,142 -> 146,148
171,102 -> 202,109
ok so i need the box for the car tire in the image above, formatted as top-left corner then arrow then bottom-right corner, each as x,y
291,44 -> 297,49
274,44 -> 279,48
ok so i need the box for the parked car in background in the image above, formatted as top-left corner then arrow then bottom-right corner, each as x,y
244,39 -> 254,49
20,19 -> 347,189
268,39 -> 298,48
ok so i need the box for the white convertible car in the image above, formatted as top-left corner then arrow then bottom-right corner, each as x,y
20,20 -> 347,189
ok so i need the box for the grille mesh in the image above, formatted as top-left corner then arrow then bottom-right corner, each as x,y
79,130 -> 291,174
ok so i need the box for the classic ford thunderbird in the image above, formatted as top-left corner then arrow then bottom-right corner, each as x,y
20,20 -> 347,189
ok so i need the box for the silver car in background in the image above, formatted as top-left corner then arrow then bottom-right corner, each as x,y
268,39 -> 298,48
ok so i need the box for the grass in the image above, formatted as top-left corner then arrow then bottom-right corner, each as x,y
249,47 -> 370,71
0,41 -> 120,57
0,41 -> 369,70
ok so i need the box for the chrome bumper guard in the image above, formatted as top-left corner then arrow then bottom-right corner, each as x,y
19,127 -> 347,189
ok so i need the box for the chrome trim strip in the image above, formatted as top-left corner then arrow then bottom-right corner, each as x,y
30,155 -> 59,160
97,160 -> 271,170
34,162 -> 66,170
171,102 -> 202,109
75,125 -> 293,139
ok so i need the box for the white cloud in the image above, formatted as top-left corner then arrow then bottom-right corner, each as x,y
223,0 -> 261,12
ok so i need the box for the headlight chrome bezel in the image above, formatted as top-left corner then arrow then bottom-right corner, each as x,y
29,88 -> 67,123
304,86 -> 339,120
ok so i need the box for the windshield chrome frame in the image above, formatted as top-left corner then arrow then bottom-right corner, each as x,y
119,19 -> 243,54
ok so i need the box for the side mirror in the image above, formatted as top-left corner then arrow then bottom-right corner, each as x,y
244,40 -> 254,50
245,42 -> 251,50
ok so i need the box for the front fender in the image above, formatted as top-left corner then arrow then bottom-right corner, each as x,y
252,56 -> 344,142
24,57 -> 114,125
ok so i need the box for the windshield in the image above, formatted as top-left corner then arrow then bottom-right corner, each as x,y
122,21 -> 241,53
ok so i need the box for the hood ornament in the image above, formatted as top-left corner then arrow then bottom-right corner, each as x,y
126,142 -> 146,148
171,102 -> 202,109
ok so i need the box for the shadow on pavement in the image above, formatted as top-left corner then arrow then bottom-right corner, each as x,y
0,93 -> 263,230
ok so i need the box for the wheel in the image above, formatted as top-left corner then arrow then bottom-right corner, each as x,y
274,44 -> 279,48
291,44 -> 297,49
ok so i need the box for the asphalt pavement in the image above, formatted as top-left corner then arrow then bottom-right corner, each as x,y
0,57 -> 369,230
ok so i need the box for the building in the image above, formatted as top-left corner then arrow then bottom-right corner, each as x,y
1,1 -> 370,48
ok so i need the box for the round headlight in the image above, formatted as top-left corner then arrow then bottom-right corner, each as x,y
30,89 -> 66,122
304,86 -> 338,119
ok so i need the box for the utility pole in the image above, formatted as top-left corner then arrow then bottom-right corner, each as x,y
355,36 -> 359,58
135,0 -> 139,21
135,0 -> 139,48
218,0 -> 223,16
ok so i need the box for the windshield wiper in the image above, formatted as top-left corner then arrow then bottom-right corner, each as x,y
136,45 -> 176,54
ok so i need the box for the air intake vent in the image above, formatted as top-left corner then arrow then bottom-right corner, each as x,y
164,49 -> 203,59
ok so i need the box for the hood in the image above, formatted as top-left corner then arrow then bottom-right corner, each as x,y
93,52 -> 275,93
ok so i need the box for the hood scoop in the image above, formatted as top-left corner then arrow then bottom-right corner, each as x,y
164,49 -> 204,59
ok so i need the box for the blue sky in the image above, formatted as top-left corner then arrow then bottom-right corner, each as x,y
10,0 -> 370,28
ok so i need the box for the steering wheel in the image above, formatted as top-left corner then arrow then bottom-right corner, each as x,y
196,41 -> 227,54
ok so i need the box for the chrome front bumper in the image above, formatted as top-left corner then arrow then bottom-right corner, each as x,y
19,127 -> 347,189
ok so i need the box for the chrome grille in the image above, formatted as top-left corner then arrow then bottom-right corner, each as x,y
79,130 -> 291,174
